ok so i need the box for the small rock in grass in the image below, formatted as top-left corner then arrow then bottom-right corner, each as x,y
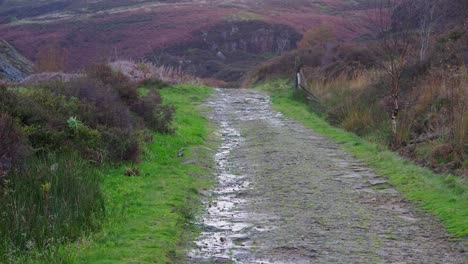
50,163 -> 59,172
124,167 -> 140,177
177,148 -> 184,157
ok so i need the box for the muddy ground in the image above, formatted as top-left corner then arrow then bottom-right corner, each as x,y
188,88 -> 466,263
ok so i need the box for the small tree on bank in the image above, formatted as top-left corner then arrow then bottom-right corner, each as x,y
367,0 -> 414,149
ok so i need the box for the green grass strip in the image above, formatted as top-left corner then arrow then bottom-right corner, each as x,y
73,85 -> 214,263
257,80 -> 467,238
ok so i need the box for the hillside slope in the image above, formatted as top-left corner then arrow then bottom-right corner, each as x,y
0,0 -> 373,82
247,0 -> 468,176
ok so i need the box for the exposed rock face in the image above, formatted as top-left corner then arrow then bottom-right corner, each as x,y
0,40 -> 33,82
0,60 -> 24,82
155,21 -> 301,83
203,21 -> 300,54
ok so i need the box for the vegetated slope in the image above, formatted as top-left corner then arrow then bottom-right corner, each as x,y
0,40 -> 33,81
0,0 -> 374,82
0,65 -> 175,262
248,0 -> 468,176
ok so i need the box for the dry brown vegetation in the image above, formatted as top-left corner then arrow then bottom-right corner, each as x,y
109,60 -> 200,85
248,0 -> 468,176
301,67 -> 467,174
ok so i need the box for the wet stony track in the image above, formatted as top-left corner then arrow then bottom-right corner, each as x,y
188,88 -> 466,263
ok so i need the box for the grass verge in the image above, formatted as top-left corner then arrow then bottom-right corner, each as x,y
70,84 -> 214,263
256,79 -> 467,238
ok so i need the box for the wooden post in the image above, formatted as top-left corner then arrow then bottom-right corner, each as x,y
294,56 -> 303,93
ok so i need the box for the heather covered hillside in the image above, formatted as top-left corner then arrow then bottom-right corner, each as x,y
0,0 -> 374,83
0,1 -> 467,263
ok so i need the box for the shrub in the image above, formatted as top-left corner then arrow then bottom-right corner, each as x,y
1,65 -> 174,166
321,44 -> 377,79
0,87 -> 45,125
0,65 -> 177,261
100,126 -> 140,163
149,104 -> 175,134
23,124 -> 67,153
67,77 -> 134,130
87,65 -> 175,133
86,64 -> 139,104
0,87 -> 75,154
431,144 -> 457,165
130,90 -> 175,133
65,117 -> 105,164
0,114 -> 29,179
342,107 -> 372,136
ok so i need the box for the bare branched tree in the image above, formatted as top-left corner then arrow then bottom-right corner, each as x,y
367,0 -> 415,149
277,39 -> 289,54
417,0 -> 438,62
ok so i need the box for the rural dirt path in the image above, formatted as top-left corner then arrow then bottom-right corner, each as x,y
188,88 -> 466,263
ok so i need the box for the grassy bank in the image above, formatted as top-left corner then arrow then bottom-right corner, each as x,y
257,80 -> 467,238
1,67 -> 209,262
69,84 -> 214,263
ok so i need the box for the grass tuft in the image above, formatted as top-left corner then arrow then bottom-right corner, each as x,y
0,153 -> 104,263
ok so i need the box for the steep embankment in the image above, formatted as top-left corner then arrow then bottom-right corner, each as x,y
159,21 -> 301,83
0,40 -> 33,81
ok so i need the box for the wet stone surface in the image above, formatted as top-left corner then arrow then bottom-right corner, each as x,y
188,88 -> 467,263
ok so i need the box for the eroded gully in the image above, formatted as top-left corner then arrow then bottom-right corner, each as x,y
188,88 -> 466,263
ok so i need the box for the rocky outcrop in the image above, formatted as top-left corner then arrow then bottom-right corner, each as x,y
202,21 -> 300,54
155,21 -> 301,83
0,40 -> 33,82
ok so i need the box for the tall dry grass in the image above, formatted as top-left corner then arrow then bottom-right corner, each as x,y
109,60 -> 200,85
301,65 -> 467,169
411,67 -> 467,147
305,71 -> 384,135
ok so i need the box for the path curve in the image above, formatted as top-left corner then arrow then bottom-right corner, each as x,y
189,88 -> 466,263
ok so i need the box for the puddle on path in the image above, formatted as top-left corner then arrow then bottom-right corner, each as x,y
188,88 -> 466,264
189,89 -> 255,263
